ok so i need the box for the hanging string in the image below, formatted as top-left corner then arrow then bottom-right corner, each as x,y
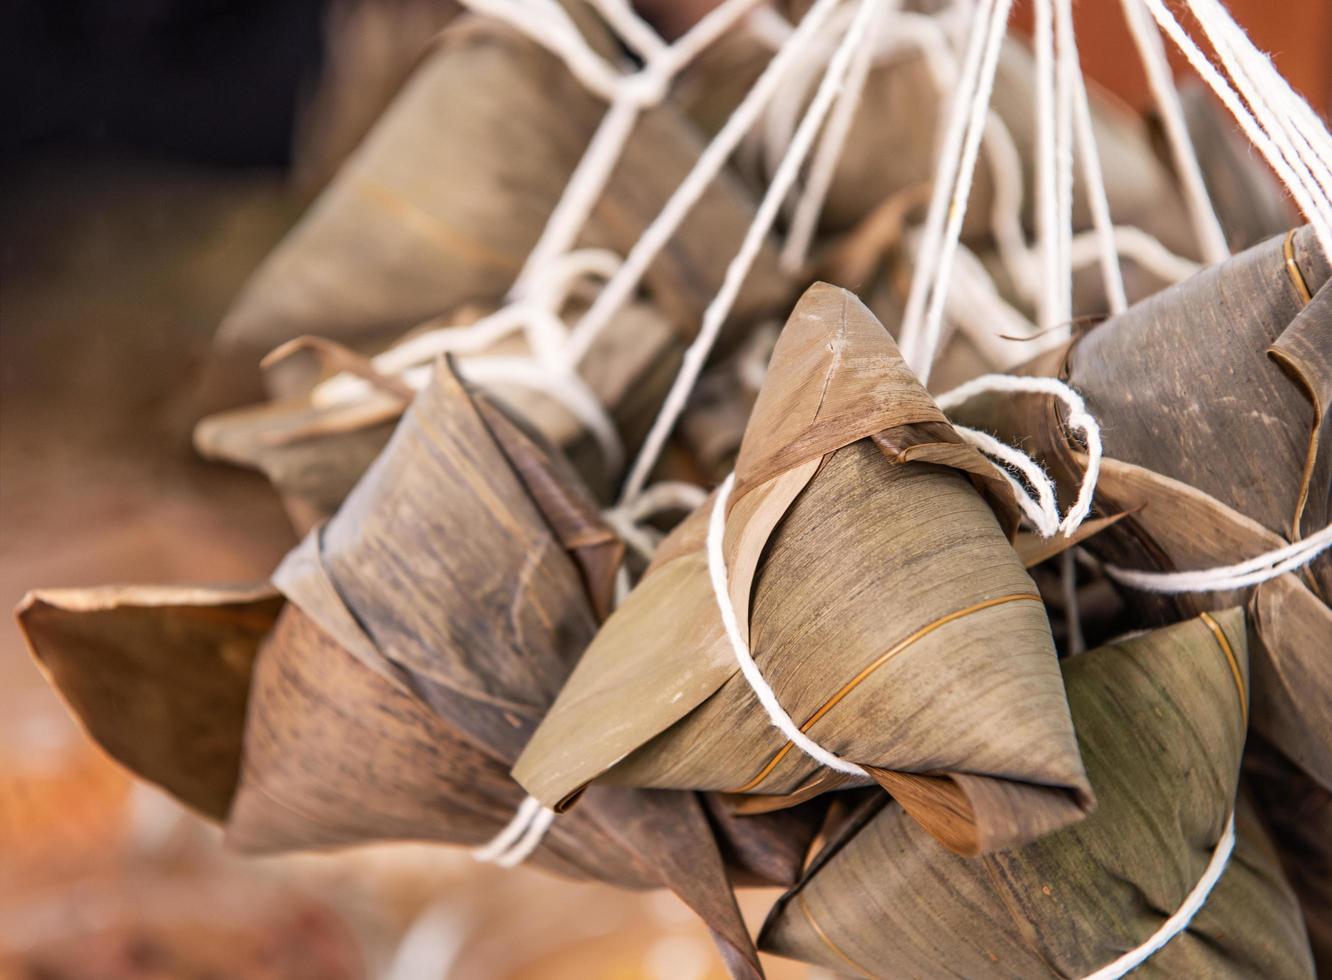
780,0 -> 896,273
1137,0 -> 1332,258
898,0 -> 1014,383
1119,0 -> 1229,266
564,0 -> 849,365
1186,0 -> 1332,226
506,0 -> 770,296
1033,0 -> 1061,330
616,0 -> 885,505
1062,1 -> 1127,314
936,374 -> 1103,538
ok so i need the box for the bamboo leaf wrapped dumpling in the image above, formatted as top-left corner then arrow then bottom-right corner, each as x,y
760,611 -> 1315,979
515,283 -> 1092,856
207,11 -> 788,402
945,225 -> 1332,794
195,298 -> 686,529
19,361 -> 821,979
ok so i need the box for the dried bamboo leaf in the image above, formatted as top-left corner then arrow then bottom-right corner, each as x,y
15,585 -> 283,820
515,283 -> 1090,856
210,13 -> 788,400
1245,738 -> 1332,976
761,611 -> 1314,979
948,227 -> 1332,793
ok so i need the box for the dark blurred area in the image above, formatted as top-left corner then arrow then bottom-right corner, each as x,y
0,0 -> 323,166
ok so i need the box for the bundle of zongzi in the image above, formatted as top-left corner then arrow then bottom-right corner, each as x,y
761,611 -> 1315,979
19,361 -> 822,979
515,283 -> 1093,857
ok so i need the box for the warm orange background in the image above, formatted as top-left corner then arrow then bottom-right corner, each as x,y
1011,0 -> 1332,115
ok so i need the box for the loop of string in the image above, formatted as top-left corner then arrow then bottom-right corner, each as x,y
603,480 -> 710,605
936,374 -> 1102,538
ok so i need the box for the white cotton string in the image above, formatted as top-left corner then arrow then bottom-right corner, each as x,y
937,374 -> 1102,537
314,249 -> 619,403
1105,523 -> 1332,594
590,0 -> 668,62
473,795 -> 558,866
506,0 -> 768,298
1137,0 -> 1332,259
1080,813 -> 1236,980
1187,0 -> 1332,278
896,0 -> 997,374
1119,0 -> 1230,266
899,0 -> 1014,384
1053,0 -> 1076,331
950,422 -> 1064,537
1064,5 -> 1127,315
708,473 -> 868,777
603,480 -> 708,562
461,0 -> 625,99
308,250 -> 626,470
1188,0 -> 1332,219
565,0 -> 848,365
511,95 -> 645,298
944,245 -> 1045,368
617,0 -> 884,505
1033,0 -> 1061,330
779,0 -> 896,273
1073,226 -> 1201,285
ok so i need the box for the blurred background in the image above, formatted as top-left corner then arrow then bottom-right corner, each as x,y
1,1 -> 1329,977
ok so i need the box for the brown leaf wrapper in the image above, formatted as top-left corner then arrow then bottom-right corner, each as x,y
761,611 -> 1316,980
1244,738 -> 1332,976
207,12 -> 789,403
946,225 -> 1332,793
19,361 -> 826,978
195,299 -> 685,529
292,0 -> 462,194
515,283 -> 1092,857
16,585 -> 284,821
